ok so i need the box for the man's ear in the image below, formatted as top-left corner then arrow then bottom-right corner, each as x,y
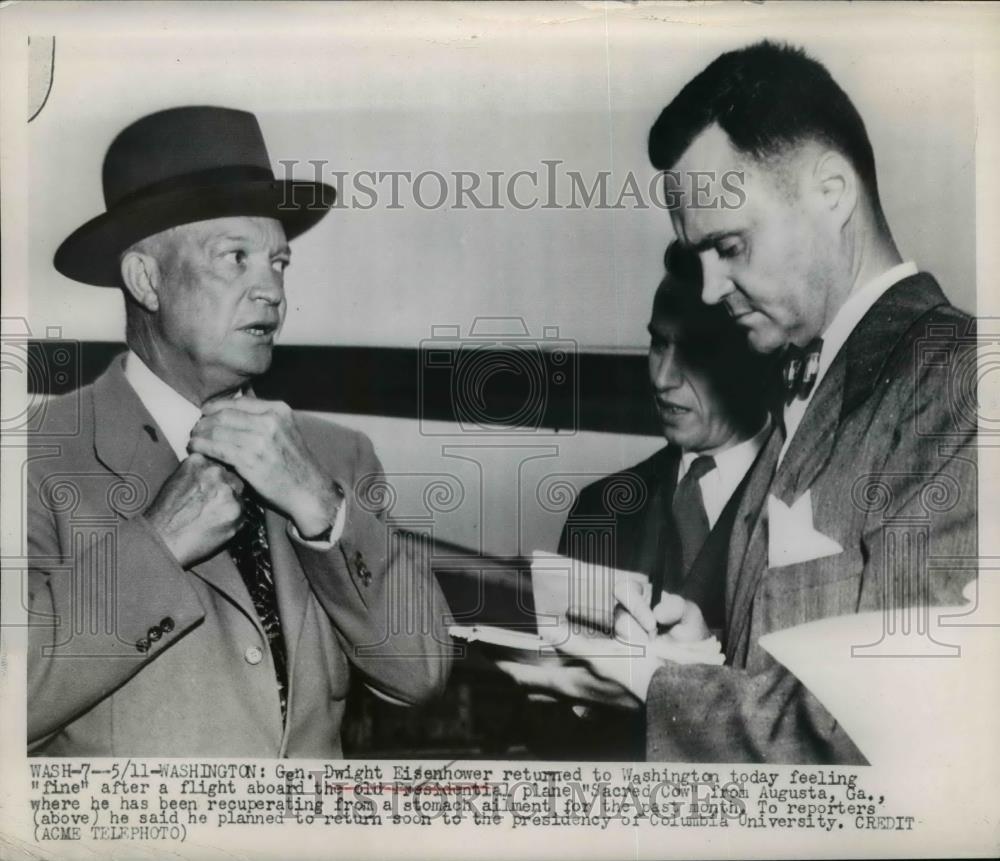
120,250 -> 161,312
813,149 -> 858,230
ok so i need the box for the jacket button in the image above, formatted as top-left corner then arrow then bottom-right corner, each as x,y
244,646 -> 264,665
136,637 -> 150,654
148,626 -> 162,642
160,617 -> 175,633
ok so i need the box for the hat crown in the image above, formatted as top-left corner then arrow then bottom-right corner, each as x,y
102,106 -> 274,208
56,104 -> 334,286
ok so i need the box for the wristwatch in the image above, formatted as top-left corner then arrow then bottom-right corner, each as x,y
300,482 -> 345,543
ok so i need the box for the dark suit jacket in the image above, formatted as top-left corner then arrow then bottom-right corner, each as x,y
646,274 -> 978,763
26,355 -> 454,756
523,443 -> 754,759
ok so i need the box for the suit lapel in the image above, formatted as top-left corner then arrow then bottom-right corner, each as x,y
91,356 -> 258,622
770,358 -> 846,504
92,355 -> 178,493
724,370 -> 847,660
264,509 -> 312,692
769,273 -> 950,504
725,421 -> 783,623
643,448 -> 681,599
723,273 -> 952,663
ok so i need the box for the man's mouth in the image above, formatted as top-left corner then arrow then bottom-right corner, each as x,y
656,399 -> 691,415
725,299 -> 757,322
240,322 -> 279,338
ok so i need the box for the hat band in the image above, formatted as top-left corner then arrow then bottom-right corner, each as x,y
109,164 -> 276,209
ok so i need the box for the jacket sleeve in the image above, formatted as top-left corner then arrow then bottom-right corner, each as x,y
645,329 -> 977,763
26,471 -> 206,743
557,478 -> 614,561
646,657 -> 865,763
288,428 -> 454,705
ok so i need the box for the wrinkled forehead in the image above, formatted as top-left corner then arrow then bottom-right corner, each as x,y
149,216 -> 288,258
174,215 -> 287,247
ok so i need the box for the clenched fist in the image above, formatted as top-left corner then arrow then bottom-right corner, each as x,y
144,453 -> 245,568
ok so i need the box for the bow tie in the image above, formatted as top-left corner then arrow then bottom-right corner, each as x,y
781,338 -> 823,404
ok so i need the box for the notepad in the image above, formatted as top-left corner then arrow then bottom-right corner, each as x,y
530,549 -> 653,634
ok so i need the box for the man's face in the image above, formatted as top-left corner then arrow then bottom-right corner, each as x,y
648,310 -> 738,453
148,216 -> 290,399
668,124 -> 844,352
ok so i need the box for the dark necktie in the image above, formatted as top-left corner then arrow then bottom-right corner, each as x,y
781,338 -> 823,404
229,488 -> 288,723
672,454 -> 716,578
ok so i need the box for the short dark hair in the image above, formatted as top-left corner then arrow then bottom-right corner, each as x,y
652,242 -> 778,425
649,41 -> 882,206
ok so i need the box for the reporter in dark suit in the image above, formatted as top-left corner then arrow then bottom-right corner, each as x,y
509,244 -> 773,759
560,243 -> 773,634
27,106 -> 453,756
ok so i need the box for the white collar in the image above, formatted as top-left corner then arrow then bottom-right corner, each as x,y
123,351 -> 203,462
676,418 -> 770,528
679,416 -> 771,481
814,260 -> 918,385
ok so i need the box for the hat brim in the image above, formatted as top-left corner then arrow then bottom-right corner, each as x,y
54,180 -> 337,286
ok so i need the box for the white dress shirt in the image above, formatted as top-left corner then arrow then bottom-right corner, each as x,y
779,261 -> 918,463
677,418 -> 771,529
123,350 -> 344,545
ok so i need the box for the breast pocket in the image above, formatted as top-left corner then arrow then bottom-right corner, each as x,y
757,547 -> 865,632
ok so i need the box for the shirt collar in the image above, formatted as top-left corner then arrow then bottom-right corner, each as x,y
679,415 -> 771,487
123,351 -> 203,462
814,260 -> 918,383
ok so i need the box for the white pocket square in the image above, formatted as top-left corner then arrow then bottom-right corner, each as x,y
768,490 -> 843,568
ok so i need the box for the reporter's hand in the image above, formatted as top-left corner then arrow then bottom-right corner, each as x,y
538,624 -> 662,705
612,579 -> 657,642
652,592 -> 710,643
612,586 -> 710,645
144,453 -> 244,568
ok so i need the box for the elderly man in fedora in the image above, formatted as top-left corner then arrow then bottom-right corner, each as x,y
27,106 -> 453,757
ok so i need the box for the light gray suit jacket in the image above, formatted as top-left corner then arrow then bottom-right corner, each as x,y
646,274 -> 977,763
27,355 -> 454,756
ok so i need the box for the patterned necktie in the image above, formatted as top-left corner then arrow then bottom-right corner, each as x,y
229,488 -> 288,723
672,454 -> 717,578
781,338 -> 823,404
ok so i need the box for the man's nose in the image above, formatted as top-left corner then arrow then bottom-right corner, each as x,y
700,253 -> 735,306
250,265 -> 284,305
652,348 -> 683,390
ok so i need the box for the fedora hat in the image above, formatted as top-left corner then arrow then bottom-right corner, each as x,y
54,105 -> 336,286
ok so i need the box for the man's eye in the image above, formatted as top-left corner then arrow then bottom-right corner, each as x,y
716,242 -> 742,260
224,249 -> 247,265
649,338 -> 667,352
271,258 -> 289,274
